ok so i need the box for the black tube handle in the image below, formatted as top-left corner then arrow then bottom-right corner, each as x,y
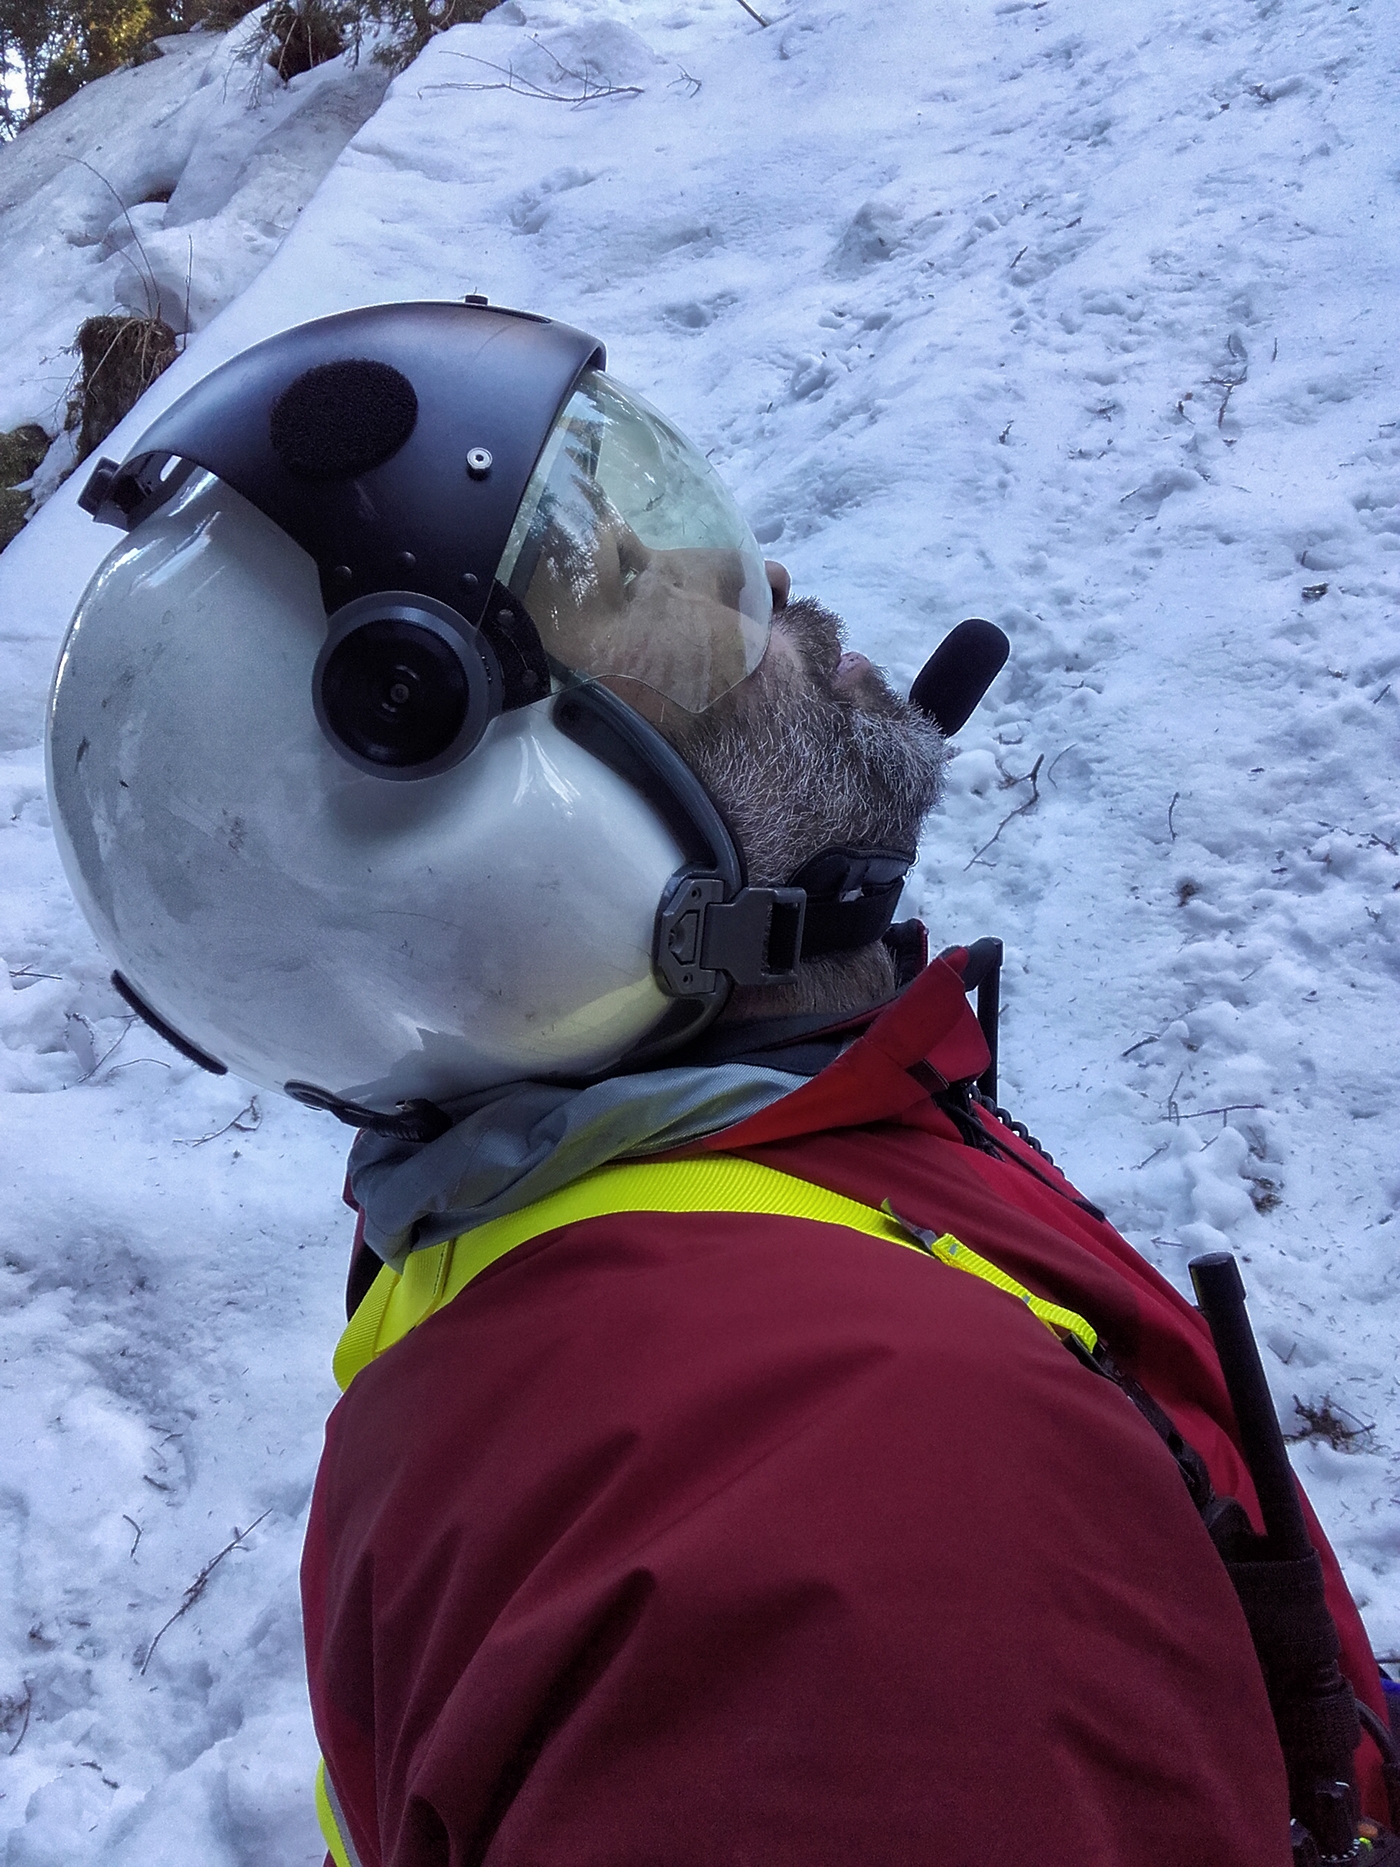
1188,1251 -> 1311,1560
975,941 -> 1002,1104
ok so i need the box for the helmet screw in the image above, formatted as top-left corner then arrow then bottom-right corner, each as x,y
395,550 -> 417,573
331,563 -> 353,584
460,571 -> 479,590
466,448 -> 493,480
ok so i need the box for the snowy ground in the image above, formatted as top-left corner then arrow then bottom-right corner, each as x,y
1,0 -> 1398,1858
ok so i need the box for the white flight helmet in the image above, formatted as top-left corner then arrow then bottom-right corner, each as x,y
46,300 -> 827,1137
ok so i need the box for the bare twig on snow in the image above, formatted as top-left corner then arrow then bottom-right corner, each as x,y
966,754 -> 1043,869
427,44 -> 644,104
139,1510 -> 271,1677
7,1685 -> 32,1757
178,1097 -> 262,1147
1176,1103 -> 1266,1123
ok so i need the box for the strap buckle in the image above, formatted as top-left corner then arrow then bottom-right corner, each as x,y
655,875 -> 806,996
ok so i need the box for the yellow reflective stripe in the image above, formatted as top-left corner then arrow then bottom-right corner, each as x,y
315,1757 -> 358,1867
920,1232 -> 1097,1355
333,1154 -> 1097,1391
334,1156 -> 912,1390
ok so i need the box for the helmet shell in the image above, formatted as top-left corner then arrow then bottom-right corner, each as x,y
47,473 -> 686,1105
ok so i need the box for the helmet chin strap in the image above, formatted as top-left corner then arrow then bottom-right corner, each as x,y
552,683 -> 920,1045
785,846 -> 916,961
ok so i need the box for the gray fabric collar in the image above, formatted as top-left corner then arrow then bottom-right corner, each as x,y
348,1061 -> 804,1269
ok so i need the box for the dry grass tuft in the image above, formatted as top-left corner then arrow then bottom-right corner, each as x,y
69,314 -> 180,465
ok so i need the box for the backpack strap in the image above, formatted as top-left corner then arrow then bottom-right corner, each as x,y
332,1155 -> 1097,1388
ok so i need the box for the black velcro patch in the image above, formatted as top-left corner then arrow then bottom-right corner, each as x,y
269,359 -> 418,481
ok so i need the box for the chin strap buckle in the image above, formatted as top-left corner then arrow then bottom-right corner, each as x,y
655,875 -> 806,997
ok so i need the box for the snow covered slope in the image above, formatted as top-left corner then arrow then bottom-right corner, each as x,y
0,21 -> 391,531
1,0 -> 1398,1858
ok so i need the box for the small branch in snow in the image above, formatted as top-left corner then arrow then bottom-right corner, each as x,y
995,752 -> 1042,790
138,1511 -> 271,1677
123,1515 -> 142,1559
6,1685 -> 32,1757
998,421 -> 1013,444
1284,1395 -> 1374,1451
1168,790 -> 1180,841
1010,245 -> 1028,267
1208,367 -> 1247,429
1046,744 -> 1079,788
73,1014 -> 139,1085
1176,1103 -> 1265,1123
1121,1032 -> 1161,1059
177,1097 -> 262,1147
966,754 -> 1043,869
427,46 -> 644,104
731,0 -> 770,23
669,67 -> 701,96
1312,820 -> 1398,856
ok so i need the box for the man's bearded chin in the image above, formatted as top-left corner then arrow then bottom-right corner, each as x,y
671,597 -> 950,889
661,596 -> 949,1022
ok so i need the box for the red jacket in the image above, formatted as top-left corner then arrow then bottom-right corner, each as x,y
302,953 -> 1388,1867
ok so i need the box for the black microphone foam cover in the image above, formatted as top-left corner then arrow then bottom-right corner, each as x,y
908,618 -> 1010,737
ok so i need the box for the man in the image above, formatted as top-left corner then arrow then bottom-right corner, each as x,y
46,301 -> 1394,1867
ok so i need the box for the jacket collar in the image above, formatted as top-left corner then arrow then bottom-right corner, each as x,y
700,947 -> 991,1152
346,932 -> 989,1267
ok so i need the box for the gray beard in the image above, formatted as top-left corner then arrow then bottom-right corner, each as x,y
662,599 -> 949,1021
671,598 -> 949,888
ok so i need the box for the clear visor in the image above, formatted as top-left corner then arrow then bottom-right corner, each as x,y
497,371 -> 771,715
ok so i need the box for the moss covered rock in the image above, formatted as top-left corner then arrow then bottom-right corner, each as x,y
0,425 -> 49,489
0,425 -> 52,552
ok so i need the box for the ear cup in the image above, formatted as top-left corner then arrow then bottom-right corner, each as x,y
313,593 -> 502,778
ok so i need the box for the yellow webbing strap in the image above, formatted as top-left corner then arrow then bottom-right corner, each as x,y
881,1203 -> 1098,1358
334,1155 -> 1096,1391
316,1757 -> 360,1867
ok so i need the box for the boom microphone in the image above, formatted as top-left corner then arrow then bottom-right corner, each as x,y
909,618 -> 1010,737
